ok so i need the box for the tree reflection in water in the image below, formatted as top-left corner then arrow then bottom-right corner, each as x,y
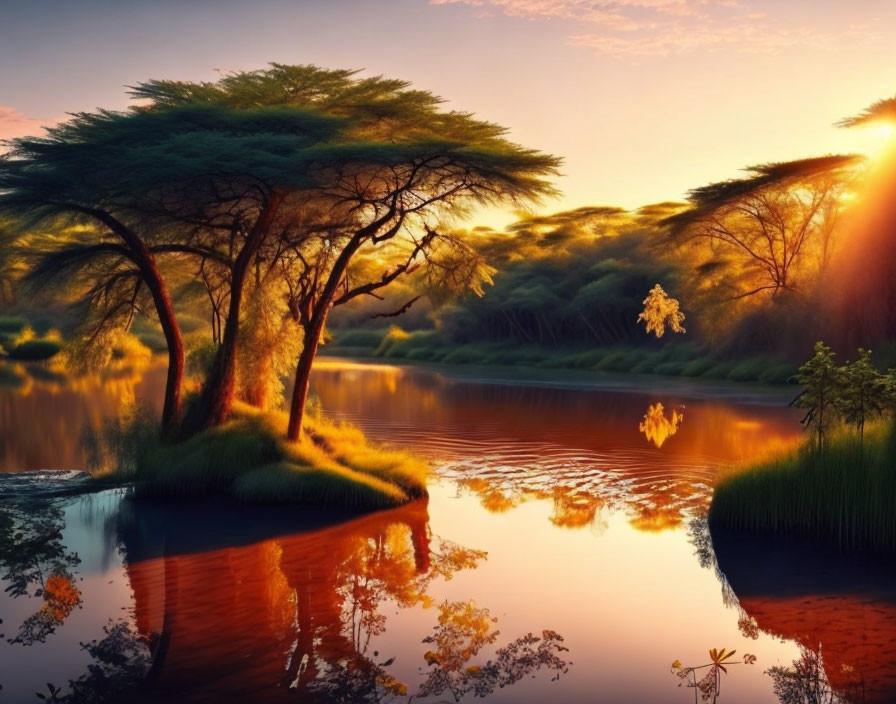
307,600 -> 569,704
684,517 -> 893,704
105,498 -> 570,702
639,402 -> 684,448
38,621 -> 154,704
0,497 -> 83,646
767,647 -> 860,704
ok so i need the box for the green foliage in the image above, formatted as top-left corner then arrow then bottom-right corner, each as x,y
699,362 -> 735,380
6,339 -> 62,361
792,342 -> 842,448
757,362 -> 796,385
726,357 -> 775,383
330,327 -> 390,350
332,325 -> 796,383
791,342 -> 893,448
709,422 -> 896,551
679,358 -> 716,377
839,348 -> 888,437
0,315 -> 27,334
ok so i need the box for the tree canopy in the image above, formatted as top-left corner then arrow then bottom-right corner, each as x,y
0,63 -> 560,439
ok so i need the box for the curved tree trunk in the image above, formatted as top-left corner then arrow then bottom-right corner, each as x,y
77,206 -> 184,432
143,266 -> 185,433
287,317 -> 325,442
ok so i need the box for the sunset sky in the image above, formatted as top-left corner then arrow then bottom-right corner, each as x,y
2,0 -> 896,226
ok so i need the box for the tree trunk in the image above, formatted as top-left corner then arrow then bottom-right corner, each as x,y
287,317 -> 325,442
143,267 -> 185,434
186,194 -> 283,432
75,206 -> 185,433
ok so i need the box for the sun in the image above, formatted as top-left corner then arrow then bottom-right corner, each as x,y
863,122 -> 896,158
875,123 -> 894,139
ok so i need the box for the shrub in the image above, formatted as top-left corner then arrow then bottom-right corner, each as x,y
726,357 -> 772,382
701,362 -> 735,380
332,328 -> 389,349
442,344 -> 491,365
757,362 -> 796,385
680,358 -> 717,377
7,339 -> 62,361
653,360 -> 687,376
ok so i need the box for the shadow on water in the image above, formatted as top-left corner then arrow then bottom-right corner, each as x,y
709,527 -> 896,704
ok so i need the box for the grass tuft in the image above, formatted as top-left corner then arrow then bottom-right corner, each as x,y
709,422 -> 896,552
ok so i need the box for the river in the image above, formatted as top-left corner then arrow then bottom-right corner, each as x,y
1,357 -> 893,703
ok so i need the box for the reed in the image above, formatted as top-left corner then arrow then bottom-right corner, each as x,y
709,421 -> 896,551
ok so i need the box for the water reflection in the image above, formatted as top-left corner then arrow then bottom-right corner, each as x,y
307,600 -> 569,704
0,360 -> 164,472
703,526 -> 896,704
0,495 -> 83,645
767,647 -> 858,704
310,360 -> 803,533
107,497 -> 566,702
39,621 -> 154,704
639,402 -> 684,448
4,358 -> 882,703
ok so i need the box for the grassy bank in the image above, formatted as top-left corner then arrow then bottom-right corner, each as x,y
97,403 -> 428,510
709,422 -> 896,551
326,326 -> 797,385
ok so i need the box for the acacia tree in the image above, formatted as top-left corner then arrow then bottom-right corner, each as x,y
0,117 -> 191,431
0,102 -> 342,432
129,65 -> 560,440
665,156 -> 860,301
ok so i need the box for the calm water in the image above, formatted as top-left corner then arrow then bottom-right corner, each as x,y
1,358 -> 895,703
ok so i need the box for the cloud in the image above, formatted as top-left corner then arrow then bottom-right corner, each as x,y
430,0 -> 875,57
0,106 -> 56,141
571,23 -> 863,57
431,0 -> 717,21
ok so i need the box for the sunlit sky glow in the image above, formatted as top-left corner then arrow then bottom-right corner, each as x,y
2,0 -> 896,227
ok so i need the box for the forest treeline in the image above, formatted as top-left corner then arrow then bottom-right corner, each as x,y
328,141 -> 896,382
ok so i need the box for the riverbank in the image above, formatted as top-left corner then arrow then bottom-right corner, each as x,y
326,326 -> 798,385
709,422 -> 896,552
96,403 -> 429,510
315,356 -> 797,407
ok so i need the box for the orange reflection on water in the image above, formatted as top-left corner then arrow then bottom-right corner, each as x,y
309,361 -> 804,534
639,402 -> 684,448
739,596 -> 896,703
122,500 -> 486,702
0,362 -> 164,472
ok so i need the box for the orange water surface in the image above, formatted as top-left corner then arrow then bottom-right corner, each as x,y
1,358 -> 893,703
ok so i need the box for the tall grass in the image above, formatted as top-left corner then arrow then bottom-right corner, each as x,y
97,403 -> 428,511
709,422 -> 896,551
